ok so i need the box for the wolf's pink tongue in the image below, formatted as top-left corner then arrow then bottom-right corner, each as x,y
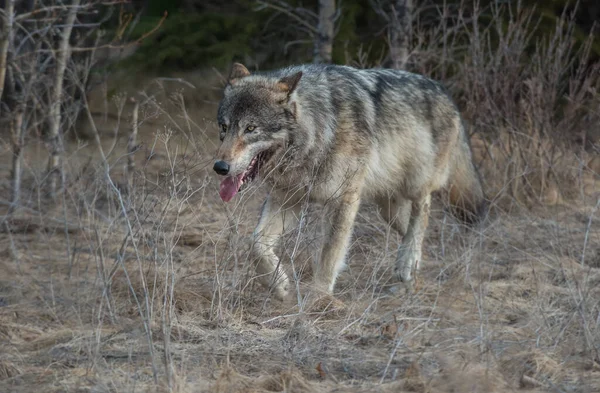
219,174 -> 243,202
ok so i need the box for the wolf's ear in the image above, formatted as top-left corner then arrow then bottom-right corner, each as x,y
227,63 -> 251,85
276,71 -> 303,96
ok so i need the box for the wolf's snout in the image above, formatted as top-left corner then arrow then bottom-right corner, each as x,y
213,160 -> 230,175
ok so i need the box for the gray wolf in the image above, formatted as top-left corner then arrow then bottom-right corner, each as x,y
213,62 -> 486,300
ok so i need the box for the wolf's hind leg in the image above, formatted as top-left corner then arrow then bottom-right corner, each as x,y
394,194 -> 432,287
252,196 -> 300,300
375,195 -> 411,237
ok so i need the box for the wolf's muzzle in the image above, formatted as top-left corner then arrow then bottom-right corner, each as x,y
213,160 -> 230,175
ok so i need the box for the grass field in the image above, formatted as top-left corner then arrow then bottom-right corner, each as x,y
0,71 -> 599,393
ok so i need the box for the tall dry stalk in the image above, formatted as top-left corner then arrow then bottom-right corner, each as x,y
47,0 -> 81,199
127,96 -> 139,192
9,106 -> 24,213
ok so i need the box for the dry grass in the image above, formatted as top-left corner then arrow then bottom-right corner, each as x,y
0,70 -> 599,393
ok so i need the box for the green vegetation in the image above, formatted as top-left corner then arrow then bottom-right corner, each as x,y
121,0 -> 599,72
125,11 -> 260,71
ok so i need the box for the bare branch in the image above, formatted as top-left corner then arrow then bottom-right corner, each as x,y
256,1 -> 318,35
13,1 -> 123,21
127,96 -> 140,192
70,11 -> 167,53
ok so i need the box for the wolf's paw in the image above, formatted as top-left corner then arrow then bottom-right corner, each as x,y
304,291 -> 346,317
271,281 -> 290,301
394,249 -> 420,287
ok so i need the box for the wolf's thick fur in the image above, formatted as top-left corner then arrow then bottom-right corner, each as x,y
215,63 -> 486,299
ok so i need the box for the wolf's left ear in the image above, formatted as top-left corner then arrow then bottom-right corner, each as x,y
277,71 -> 303,97
228,63 -> 251,85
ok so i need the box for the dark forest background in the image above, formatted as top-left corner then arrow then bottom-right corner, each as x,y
121,0 -> 600,71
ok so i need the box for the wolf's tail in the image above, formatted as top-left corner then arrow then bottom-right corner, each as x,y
446,126 -> 487,225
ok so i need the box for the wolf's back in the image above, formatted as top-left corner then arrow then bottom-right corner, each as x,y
270,64 -> 487,224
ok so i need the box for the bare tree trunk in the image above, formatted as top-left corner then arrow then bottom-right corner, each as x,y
127,97 -> 139,192
314,0 -> 335,64
389,0 -> 412,69
9,107 -> 24,213
0,0 -> 15,101
3,0 -> 19,215
47,0 -> 80,199
10,38 -> 40,214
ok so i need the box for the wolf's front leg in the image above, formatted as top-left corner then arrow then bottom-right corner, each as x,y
252,196 -> 300,300
395,194 -> 432,287
315,191 -> 362,293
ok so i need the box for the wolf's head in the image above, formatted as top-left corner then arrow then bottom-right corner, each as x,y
214,63 -> 302,202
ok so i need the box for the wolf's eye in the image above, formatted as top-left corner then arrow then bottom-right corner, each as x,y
245,125 -> 256,133
219,124 -> 227,141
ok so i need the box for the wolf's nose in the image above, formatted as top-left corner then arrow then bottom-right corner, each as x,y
213,160 -> 230,175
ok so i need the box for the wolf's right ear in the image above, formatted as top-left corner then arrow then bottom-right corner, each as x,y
276,71 -> 303,96
227,63 -> 251,86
